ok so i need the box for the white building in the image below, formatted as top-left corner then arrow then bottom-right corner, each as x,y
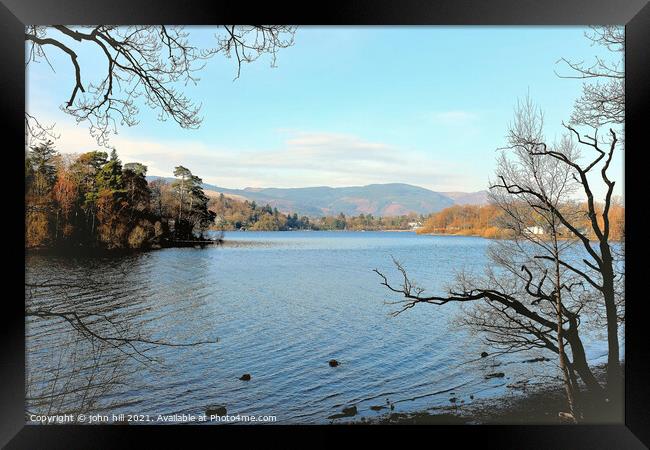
525,225 -> 544,235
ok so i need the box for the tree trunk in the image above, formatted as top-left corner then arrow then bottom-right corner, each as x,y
552,226 -> 577,421
566,362 -> 582,415
599,246 -> 621,401
565,325 -> 604,397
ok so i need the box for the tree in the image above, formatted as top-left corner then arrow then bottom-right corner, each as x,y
25,25 -> 297,147
25,140 -> 60,246
499,131 -> 623,405
492,95 -> 624,403
418,204 -> 509,238
493,96 -> 624,405
171,167 -> 215,238
488,97 -> 586,419
96,149 -> 124,191
556,26 -> 624,128
172,165 -> 192,224
336,212 -> 347,230
69,151 -> 108,236
26,146 -> 224,248
93,150 -> 129,247
375,96 -> 624,421
186,175 -> 216,234
122,162 -> 151,215
51,155 -> 81,240
149,178 -> 170,219
26,140 -> 58,197
95,188 -> 128,248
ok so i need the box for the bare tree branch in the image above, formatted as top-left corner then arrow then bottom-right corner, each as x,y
25,25 -> 297,147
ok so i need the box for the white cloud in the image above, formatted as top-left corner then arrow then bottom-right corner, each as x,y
40,120 -> 482,192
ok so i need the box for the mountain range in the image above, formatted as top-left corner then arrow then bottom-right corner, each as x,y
148,177 -> 488,217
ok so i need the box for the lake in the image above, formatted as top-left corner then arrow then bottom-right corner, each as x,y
25,231 -> 612,424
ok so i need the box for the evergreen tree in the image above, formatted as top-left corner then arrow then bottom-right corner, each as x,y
26,140 -> 58,197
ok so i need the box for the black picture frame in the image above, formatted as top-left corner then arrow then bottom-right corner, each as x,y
2,0 -> 649,447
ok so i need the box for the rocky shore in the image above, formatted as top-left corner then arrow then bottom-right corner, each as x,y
353,365 -> 621,425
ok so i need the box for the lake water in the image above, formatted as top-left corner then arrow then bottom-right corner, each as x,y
25,231 -> 612,424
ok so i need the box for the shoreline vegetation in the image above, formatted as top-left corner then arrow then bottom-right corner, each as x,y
207,191 -> 425,233
25,144 -> 623,252
414,204 -> 624,241
26,140 -> 623,252
26,143 -> 219,251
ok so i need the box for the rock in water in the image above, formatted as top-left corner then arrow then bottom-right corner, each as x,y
481,352 -> 489,358
239,373 -> 251,381
328,359 -> 339,367
327,405 -> 358,419
206,406 -> 227,416
485,372 -> 505,379
522,356 -> 550,363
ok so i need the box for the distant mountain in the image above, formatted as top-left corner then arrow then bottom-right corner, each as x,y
148,177 -> 489,217
439,190 -> 490,206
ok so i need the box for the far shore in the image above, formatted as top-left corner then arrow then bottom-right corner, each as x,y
211,228 -> 419,233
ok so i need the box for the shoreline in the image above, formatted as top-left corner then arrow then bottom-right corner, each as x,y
350,364 -> 620,425
358,382 -> 571,425
211,229 -> 418,233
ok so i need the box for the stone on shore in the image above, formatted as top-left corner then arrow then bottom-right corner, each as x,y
206,406 -> 227,416
327,405 -> 358,419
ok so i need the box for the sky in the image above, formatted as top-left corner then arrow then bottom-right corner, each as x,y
26,26 -> 624,199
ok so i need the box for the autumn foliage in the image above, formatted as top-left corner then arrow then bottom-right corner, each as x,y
417,202 -> 624,241
416,204 -> 512,238
25,142 -> 215,250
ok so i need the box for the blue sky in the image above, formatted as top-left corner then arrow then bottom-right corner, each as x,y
27,26 -> 624,198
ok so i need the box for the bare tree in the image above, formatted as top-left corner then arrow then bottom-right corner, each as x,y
556,26 -> 624,128
26,332 -> 127,420
25,25 -> 296,147
487,98 -> 585,420
491,93 -> 623,405
375,96 -> 624,421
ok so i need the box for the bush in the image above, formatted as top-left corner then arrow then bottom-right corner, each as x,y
154,220 -> 165,237
128,225 -> 148,248
25,210 -> 50,247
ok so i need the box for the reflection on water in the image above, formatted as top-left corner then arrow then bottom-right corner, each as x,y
25,231 -> 613,423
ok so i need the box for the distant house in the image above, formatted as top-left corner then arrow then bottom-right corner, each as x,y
408,221 -> 423,230
525,225 -> 544,235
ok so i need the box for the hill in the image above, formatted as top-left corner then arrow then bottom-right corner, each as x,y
147,177 -> 488,217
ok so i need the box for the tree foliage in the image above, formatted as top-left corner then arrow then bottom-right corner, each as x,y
417,201 -> 623,241
25,146 -> 214,249
208,193 -> 426,232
